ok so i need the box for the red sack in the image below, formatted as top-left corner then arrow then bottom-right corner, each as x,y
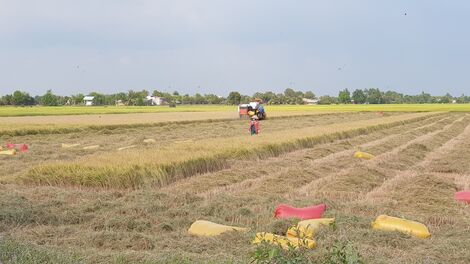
274,203 -> 326,220
19,144 -> 28,152
455,191 -> 470,203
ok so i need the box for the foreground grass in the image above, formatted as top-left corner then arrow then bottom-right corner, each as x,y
0,238 -> 83,264
23,113 -> 434,188
1,104 -> 469,117
1,113 -> 469,263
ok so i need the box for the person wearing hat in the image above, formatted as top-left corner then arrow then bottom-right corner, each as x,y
249,115 -> 260,135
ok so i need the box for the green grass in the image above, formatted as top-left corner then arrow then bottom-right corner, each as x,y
1,104 -> 469,117
269,104 -> 470,112
0,105 -> 235,117
0,238 -> 83,264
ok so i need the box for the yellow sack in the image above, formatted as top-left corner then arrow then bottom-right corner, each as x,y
353,151 -> 374,160
287,218 -> 335,239
371,215 -> 430,238
253,232 -> 316,250
0,149 -> 16,156
248,111 -> 255,116
188,220 -> 248,236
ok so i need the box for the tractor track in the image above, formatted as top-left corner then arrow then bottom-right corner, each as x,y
309,116 -> 469,203
294,115 -> 463,197
186,114 -> 451,199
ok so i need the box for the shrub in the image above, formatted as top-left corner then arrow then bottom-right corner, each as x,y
251,242 -> 309,264
325,240 -> 363,264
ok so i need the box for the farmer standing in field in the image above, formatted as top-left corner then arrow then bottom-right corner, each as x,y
249,115 -> 260,135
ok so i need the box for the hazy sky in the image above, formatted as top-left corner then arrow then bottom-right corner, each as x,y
1,1 -> 469,96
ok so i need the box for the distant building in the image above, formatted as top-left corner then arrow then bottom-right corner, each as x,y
83,96 -> 95,106
146,96 -> 167,106
115,100 -> 125,106
302,98 -> 319,105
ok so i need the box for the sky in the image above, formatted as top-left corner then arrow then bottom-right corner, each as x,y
1,0 -> 469,96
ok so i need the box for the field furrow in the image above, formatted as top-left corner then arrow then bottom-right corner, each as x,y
0,112 -> 387,181
165,113 -> 446,196
19,113 -> 432,188
302,116 -> 469,200
295,114 -> 461,197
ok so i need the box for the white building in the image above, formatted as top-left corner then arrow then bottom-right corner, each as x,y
83,96 -> 95,106
302,98 -> 319,105
146,96 -> 166,106
115,100 -> 125,106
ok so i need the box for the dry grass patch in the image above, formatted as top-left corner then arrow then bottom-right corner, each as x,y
3,112 -> 470,263
1,112 -> 380,182
22,113 -> 433,189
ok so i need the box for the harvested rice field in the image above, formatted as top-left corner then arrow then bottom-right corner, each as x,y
1,108 -> 470,263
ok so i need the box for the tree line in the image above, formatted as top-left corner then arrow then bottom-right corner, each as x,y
1,88 -> 469,106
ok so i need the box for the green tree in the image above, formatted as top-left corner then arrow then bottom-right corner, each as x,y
71,94 -> 84,105
89,92 -> 106,105
114,92 -> 128,103
11,90 -> 34,105
128,90 -> 149,105
295,97 -> 305,104
193,93 -> 207,104
456,94 -> 469,103
282,88 -> 302,104
440,93 -> 454,104
416,92 -> 432,104
136,97 -> 145,106
12,90 -> 26,105
0,94 -> 12,105
352,89 -> 366,104
205,94 -> 223,104
227,91 -> 242,105
383,91 -> 404,104
152,90 -> 163,97
338,89 -> 351,104
181,94 -> 193,104
253,91 -> 278,104
365,88 -> 383,104
241,95 -> 251,104
318,95 -> 338,105
58,96 -> 71,105
284,88 -> 296,98
40,90 -> 59,106
304,91 -> 316,99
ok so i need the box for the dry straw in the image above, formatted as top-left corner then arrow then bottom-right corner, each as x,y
23,113 -> 435,189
